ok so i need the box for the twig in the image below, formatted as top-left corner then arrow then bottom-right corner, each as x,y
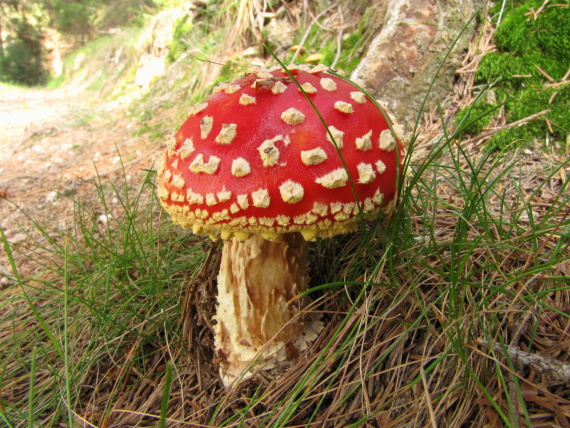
544,65 -> 570,89
462,109 -> 551,145
508,310 -> 533,426
330,5 -> 344,69
477,338 -> 570,383
535,65 -> 555,83
525,0 -> 551,19
545,81 -> 570,88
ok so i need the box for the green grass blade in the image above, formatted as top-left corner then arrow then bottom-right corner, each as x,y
0,228 -> 64,360
27,346 -> 37,428
159,361 -> 174,428
63,237 -> 74,428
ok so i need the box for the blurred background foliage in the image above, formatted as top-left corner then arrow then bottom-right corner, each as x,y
0,0 -> 161,85
2,0 -> 568,152
0,0 -> 373,86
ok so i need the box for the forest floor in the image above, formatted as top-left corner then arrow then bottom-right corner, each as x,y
1,26 -> 570,425
0,82 -> 165,257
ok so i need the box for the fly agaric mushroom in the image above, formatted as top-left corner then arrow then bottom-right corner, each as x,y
157,64 -> 405,385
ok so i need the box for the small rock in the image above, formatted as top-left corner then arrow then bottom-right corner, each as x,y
46,191 -> 58,203
98,214 -> 110,224
518,211 -> 540,223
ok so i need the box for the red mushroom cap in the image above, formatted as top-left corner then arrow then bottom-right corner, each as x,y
157,64 -> 405,241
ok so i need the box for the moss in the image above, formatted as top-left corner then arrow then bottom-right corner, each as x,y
477,50 -> 566,90
455,102 -> 495,137
167,13 -> 194,62
477,0 -> 570,85
475,1 -> 570,151
286,7 -> 374,74
320,7 -> 374,73
320,31 -> 363,73
491,85 -> 570,150
494,1 -> 570,61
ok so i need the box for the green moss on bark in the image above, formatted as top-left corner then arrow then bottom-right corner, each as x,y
475,1 -> 569,151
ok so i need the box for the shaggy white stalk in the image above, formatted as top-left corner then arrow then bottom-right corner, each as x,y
214,232 -> 321,386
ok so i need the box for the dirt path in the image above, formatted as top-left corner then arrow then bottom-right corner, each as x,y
0,85 -> 76,142
0,85 -> 82,189
1,82 -> 160,188
2,84 -> 92,178
0,83 -> 163,253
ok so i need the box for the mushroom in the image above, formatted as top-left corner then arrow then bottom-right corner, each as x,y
157,64 -> 405,385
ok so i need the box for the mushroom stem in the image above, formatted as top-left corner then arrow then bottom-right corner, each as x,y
214,232 -> 321,385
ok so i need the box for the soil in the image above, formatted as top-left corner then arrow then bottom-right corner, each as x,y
0,82 -> 168,285
2,85 -> 157,173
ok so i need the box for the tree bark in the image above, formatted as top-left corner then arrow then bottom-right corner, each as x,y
352,0 -> 484,133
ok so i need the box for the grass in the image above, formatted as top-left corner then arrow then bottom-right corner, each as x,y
47,26 -> 143,93
0,162 -> 207,426
1,1 -> 570,427
1,98 -> 569,426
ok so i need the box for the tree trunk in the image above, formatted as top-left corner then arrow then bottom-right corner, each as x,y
352,0 -> 484,132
